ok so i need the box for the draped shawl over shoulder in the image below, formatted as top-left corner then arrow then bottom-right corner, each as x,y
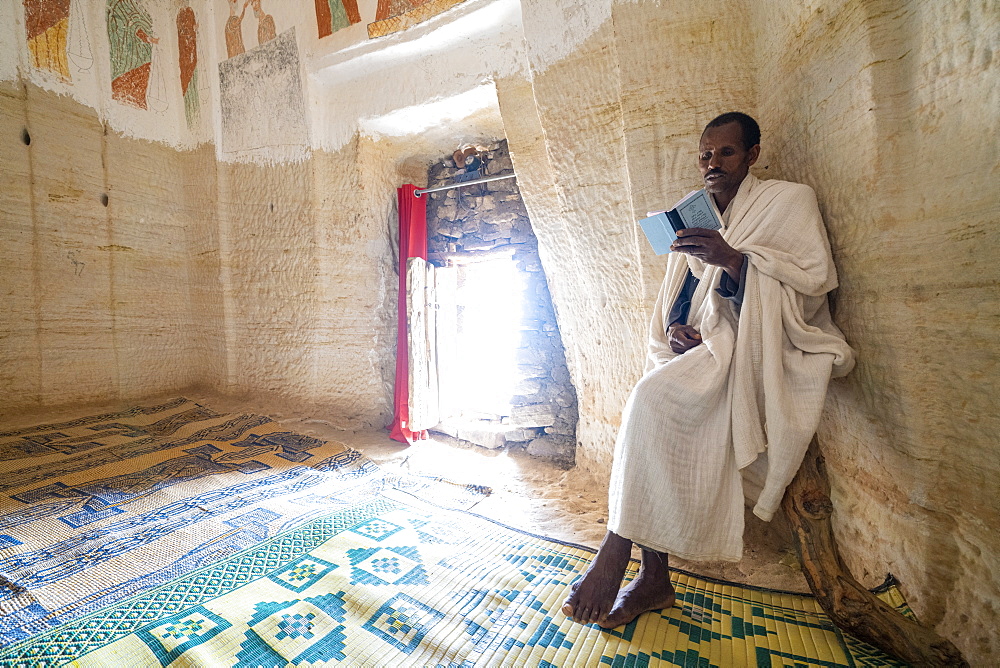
608,174 -> 854,562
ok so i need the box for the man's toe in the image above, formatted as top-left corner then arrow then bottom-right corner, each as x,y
598,607 -> 624,629
585,606 -> 603,624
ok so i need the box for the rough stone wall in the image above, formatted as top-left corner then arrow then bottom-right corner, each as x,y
213,158 -> 319,398
510,1 -> 648,476
424,140 -> 579,462
312,137 -> 399,425
503,0 -> 756,476
0,81 -> 397,429
612,2 -> 756,311
186,142 -> 226,384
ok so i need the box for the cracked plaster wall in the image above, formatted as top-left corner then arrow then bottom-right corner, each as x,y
1,0 -> 997,661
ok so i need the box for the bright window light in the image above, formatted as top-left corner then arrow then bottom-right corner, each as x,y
455,258 -> 520,415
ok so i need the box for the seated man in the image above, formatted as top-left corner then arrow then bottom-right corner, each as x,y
563,112 -> 855,628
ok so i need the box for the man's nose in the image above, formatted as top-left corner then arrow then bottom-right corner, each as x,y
708,153 -> 722,169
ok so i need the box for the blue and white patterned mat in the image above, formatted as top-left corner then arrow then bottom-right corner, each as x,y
0,399 -> 909,666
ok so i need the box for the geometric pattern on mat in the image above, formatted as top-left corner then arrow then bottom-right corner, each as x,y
0,398 -> 486,653
2,496 -> 912,666
0,399 -> 912,667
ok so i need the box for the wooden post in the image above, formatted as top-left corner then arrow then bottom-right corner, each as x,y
781,437 -> 968,667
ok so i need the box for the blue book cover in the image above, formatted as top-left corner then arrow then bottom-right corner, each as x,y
639,189 -> 722,255
638,212 -> 678,255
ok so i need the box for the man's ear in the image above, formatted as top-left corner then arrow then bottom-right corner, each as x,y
747,144 -> 761,166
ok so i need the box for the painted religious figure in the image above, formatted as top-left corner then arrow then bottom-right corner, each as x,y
224,0 -> 247,58
369,0 -> 466,38
177,3 -> 199,128
24,0 -> 72,80
106,0 -> 158,109
250,0 -> 276,45
314,0 -> 360,39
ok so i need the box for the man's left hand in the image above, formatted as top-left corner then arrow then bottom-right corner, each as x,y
671,229 -> 743,280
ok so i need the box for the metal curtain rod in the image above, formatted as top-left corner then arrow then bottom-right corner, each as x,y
413,173 -> 516,197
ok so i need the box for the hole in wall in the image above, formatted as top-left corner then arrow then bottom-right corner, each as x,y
453,255 -> 521,414
100,193 -> 109,207
420,139 -> 579,464
21,128 -> 30,145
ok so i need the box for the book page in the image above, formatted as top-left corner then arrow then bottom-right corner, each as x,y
676,190 -> 722,230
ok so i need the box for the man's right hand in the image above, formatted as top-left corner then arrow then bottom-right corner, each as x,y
668,323 -> 702,354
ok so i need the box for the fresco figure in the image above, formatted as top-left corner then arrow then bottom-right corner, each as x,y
177,3 -> 199,128
67,0 -> 94,73
224,0 -> 247,58
24,0 -> 72,81
374,0 -> 433,22
250,0 -> 276,45
314,0 -> 361,39
106,0 -> 157,109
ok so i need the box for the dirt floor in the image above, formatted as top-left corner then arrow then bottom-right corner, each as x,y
5,390 -> 811,594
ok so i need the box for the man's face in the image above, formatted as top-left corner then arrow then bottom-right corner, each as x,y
698,122 -> 760,198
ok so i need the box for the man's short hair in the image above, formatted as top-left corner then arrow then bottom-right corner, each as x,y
704,112 -> 760,151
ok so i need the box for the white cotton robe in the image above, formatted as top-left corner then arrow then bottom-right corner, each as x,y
608,174 -> 855,562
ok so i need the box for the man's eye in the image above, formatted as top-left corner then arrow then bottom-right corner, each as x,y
700,153 -> 711,160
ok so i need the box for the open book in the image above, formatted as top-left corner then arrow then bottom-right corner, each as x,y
638,189 -> 722,255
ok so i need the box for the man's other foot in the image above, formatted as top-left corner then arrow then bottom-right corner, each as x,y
561,531 -> 632,625
598,568 -> 676,629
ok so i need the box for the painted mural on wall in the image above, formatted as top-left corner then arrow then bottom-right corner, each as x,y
314,0 -> 361,39
250,0 -> 275,44
224,0 -> 247,58
368,0 -> 466,38
106,0 -> 166,110
218,28 -> 308,156
224,0 -> 279,59
176,4 -> 199,128
24,0 -> 71,80
67,3 -> 94,75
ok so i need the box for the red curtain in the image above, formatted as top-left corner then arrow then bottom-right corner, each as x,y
388,184 -> 430,443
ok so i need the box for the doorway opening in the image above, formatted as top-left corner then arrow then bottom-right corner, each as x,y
452,254 -> 520,417
416,139 -> 579,464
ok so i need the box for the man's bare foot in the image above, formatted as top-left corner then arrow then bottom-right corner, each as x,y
561,531 -> 632,625
599,549 -> 675,629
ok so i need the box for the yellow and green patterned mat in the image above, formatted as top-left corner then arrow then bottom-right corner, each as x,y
0,399 -> 912,666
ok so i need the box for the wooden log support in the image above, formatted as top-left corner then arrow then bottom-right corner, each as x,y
781,437 -> 968,667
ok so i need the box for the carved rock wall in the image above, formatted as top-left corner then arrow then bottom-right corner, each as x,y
501,1 -> 998,662
0,83 -> 397,429
0,82 -> 206,412
752,3 -> 1000,660
1,1 -> 997,662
